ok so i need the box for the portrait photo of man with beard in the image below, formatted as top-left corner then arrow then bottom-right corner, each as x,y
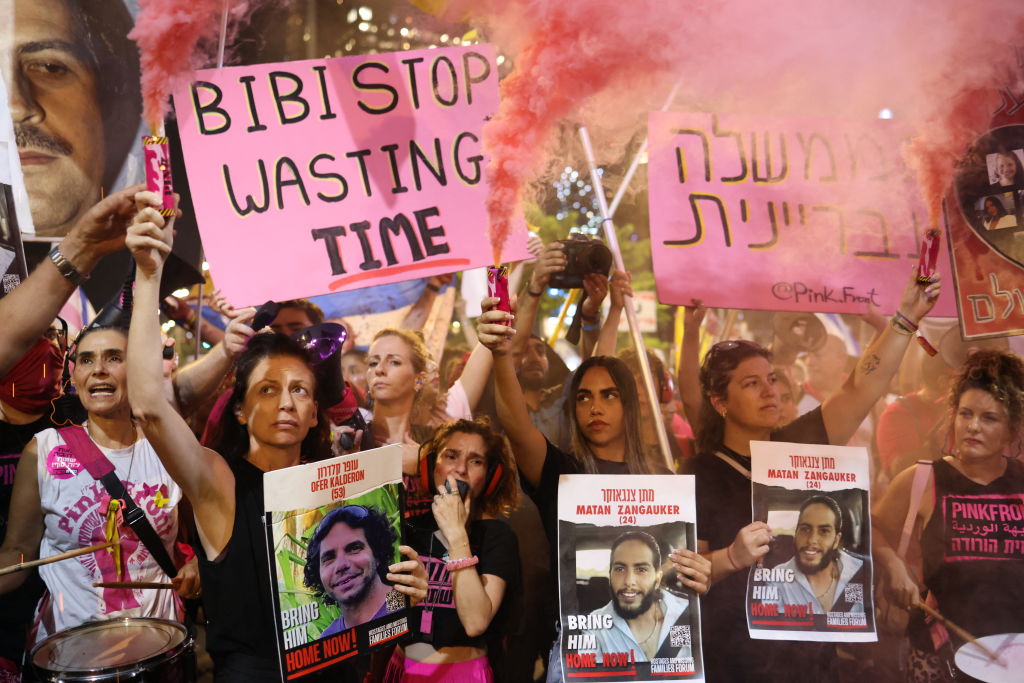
766,494 -> 869,616
303,504 -> 401,637
580,530 -> 693,662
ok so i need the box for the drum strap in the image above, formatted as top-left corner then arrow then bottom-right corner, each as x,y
59,426 -> 178,579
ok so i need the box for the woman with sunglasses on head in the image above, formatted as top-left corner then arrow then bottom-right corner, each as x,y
125,192 -> 428,683
873,349 -> 1024,679
477,297 -> 711,681
688,270 -> 939,682
384,418 -> 520,682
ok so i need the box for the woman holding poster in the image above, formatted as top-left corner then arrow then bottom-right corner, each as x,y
688,270 -> 939,682
386,418 -> 520,682
124,192 -> 427,683
874,349 -> 1024,680
477,298 -> 711,681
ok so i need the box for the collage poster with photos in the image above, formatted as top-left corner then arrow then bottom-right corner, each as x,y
263,444 -> 409,680
949,73 -> 1024,339
558,474 -> 705,682
746,441 -> 876,642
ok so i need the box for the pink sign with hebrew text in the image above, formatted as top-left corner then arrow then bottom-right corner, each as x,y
172,45 -> 526,305
647,111 -> 954,315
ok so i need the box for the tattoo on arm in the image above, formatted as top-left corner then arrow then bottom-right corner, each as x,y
860,353 -> 881,376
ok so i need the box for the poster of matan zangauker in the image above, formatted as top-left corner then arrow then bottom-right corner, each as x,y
747,441 -> 876,642
557,475 -> 705,682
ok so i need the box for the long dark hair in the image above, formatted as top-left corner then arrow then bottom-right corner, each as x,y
696,340 -> 773,454
213,333 -> 329,463
567,356 -> 651,474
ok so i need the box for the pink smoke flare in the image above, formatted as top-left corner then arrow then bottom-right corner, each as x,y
447,0 -> 1024,262
130,1 -> 271,133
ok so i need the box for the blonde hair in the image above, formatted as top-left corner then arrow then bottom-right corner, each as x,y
370,328 -> 447,424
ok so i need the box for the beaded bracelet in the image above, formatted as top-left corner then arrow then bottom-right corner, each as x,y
445,555 -> 480,572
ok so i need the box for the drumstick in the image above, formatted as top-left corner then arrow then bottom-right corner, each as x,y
93,581 -> 176,590
914,601 -> 1005,667
0,541 -> 119,577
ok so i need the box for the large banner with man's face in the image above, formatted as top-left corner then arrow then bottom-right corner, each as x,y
263,445 -> 409,680
558,475 -> 705,682
746,441 -> 876,642
4,0 -> 144,239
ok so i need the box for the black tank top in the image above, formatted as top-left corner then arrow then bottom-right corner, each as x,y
921,457 -> 1024,640
198,458 -> 360,683
198,458 -> 277,666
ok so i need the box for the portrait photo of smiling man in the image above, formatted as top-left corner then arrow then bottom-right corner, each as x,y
581,530 -> 692,662
303,504 -> 399,637
2,0 -> 141,237
767,495 -> 868,615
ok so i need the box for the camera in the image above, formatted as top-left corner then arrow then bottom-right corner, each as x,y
548,235 -> 613,289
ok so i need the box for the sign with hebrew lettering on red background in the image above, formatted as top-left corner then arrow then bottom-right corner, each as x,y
172,45 -> 528,306
647,111 -> 955,315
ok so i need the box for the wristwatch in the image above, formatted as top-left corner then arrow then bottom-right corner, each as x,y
48,246 -> 88,286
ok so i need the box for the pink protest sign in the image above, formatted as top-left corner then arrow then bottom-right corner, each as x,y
647,111 -> 954,315
172,45 -> 527,305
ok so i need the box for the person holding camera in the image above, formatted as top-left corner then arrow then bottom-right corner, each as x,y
386,418 -> 520,682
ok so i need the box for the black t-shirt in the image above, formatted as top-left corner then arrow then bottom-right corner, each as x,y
0,413 -> 61,667
406,517 -> 520,649
523,440 -> 670,589
687,407 -> 835,683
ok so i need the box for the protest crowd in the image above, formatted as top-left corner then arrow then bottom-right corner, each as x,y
2,2 -> 1024,683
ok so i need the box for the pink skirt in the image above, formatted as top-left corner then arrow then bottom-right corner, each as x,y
383,650 -> 494,682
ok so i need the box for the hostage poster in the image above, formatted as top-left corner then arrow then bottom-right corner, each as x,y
263,444 -> 409,680
557,475 -> 704,682
747,441 -> 876,642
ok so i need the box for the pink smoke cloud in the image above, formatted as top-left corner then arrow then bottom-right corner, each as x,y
446,0 -> 1024,260
130,1 -> 276,133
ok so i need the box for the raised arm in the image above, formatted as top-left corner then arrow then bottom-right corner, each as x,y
171,308 -> 255,415
0,440 -> 44,594
678,300 -> 706,427
821,270 -> 940,444
578,273 -> 608,360
401,274 -> 452,331
0,185 -> 142,376
593,270 -> 632,357
512,242 -> 566,356
126,192 -> 236,559
476,297 -> 549,488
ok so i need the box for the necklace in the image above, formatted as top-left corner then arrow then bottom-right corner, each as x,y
637,602 -> 663,645
86,420 -> 138,481
813,566 -> 838,601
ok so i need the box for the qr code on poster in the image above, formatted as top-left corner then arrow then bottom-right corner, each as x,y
670,625 -> 691,647
845,583 -> 864,604
385,589 -> 405,612
2,275 -> 20,293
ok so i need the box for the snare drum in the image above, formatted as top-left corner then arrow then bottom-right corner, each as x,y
954,633 -> 1024,683
31,617 -> 195,682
